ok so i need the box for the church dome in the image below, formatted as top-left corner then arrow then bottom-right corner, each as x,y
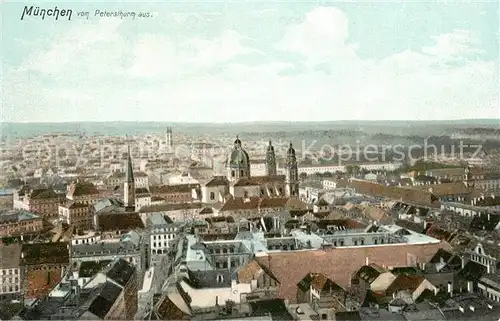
228,136 -> 250,167
228,147 -> 250,167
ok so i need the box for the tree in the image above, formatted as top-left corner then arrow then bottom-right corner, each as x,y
299,172 -> 308,180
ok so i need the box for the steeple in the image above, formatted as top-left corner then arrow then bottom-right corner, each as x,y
265,140 -> 277,176
124,143 -> 136,211
285,142 -> 299,198
126,145 -> 134,183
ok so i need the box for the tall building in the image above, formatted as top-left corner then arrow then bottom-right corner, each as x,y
265,140 -> 277,176
124,146 -> 136,212
285,142 -> 299,198
226,135 -> 251,181
165,127 -> 173,149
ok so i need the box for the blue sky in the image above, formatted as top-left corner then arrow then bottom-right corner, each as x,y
2,1 -> 499,122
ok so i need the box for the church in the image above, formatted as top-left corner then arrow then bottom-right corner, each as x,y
201,136 -> 300,204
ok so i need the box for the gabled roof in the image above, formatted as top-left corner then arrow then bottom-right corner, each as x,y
386,275 -> 425,294
297,272 -> 344,293
205,176 -> 229,187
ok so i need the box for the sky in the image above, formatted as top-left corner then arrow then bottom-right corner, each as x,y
2,0 -> 499,123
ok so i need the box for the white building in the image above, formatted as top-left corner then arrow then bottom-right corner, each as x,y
0,244 -> 21,300
148,213 -> 179,266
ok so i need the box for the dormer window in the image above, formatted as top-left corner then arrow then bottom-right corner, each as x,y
477,246 -> 482,255
217,274 -> 224,283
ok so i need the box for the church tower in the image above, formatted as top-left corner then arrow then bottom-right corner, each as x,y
166,127 -> 173,149
124,145 -> 136,211
265,140 -> 277,176
285,142 -> 299,198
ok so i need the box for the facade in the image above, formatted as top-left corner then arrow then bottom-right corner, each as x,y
20,242 -> 70,300
0,243 -> 22,300
147,213 -> 179,266
201,137 -> 300,203
106,171 -> 149,189
71,232 -> 145,273
0,210 -> 44,237
66,181 -> 101,205
150,184 -> 199,203
58,201 -> 91,229
13,187 -> 64,219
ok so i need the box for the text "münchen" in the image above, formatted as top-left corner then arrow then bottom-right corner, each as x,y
21,6 -> 73,21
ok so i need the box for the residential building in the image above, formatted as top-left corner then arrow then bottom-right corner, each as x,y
0,243 -> 22,300
0,210 -> 44,237
20,242 -> 70,300
147,213 -> 179,267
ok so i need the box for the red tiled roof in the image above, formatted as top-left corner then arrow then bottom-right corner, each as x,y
348,179 -> 440,207
255,242 -> 449,302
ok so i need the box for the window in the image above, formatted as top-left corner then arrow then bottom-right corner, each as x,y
321,314 -> 327,320
210,192 -> 215,200
244,191 -> 249,198
217,274 -> 224,283
360,239 -> 364,245
354,241 -> 358,246
240,170 -> 244,176
340,241 -> 344,246
231,170 -> 235,177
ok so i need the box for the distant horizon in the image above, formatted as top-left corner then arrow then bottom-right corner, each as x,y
2,118 -> 499,125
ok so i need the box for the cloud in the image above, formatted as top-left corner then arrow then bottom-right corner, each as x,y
276,7 -> 358,64
3,6 -> 498,122
422,29 -> 483,58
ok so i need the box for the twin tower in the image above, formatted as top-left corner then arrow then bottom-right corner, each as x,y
228,136 -> 299,197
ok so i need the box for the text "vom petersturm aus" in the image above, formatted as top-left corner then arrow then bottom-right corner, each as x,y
21,6 -> 72,21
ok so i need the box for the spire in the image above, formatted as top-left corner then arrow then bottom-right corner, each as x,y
267,139 -> 274,152
126,144 -> 134,183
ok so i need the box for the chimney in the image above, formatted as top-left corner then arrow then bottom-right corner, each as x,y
447,281 -> 452,295
469,305 -> 475,312
21,252 -> 24,259
458,306 -> 464,313
488,304 -> 493,310
365,257 -> 369,266
487,264 -> 491,274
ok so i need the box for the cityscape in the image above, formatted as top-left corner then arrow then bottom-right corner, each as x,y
1,1 -> 500,321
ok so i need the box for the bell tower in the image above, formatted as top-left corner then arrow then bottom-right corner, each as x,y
124,145 -> 136,211
265,140 -> 277,176
285,142 -> 299,198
